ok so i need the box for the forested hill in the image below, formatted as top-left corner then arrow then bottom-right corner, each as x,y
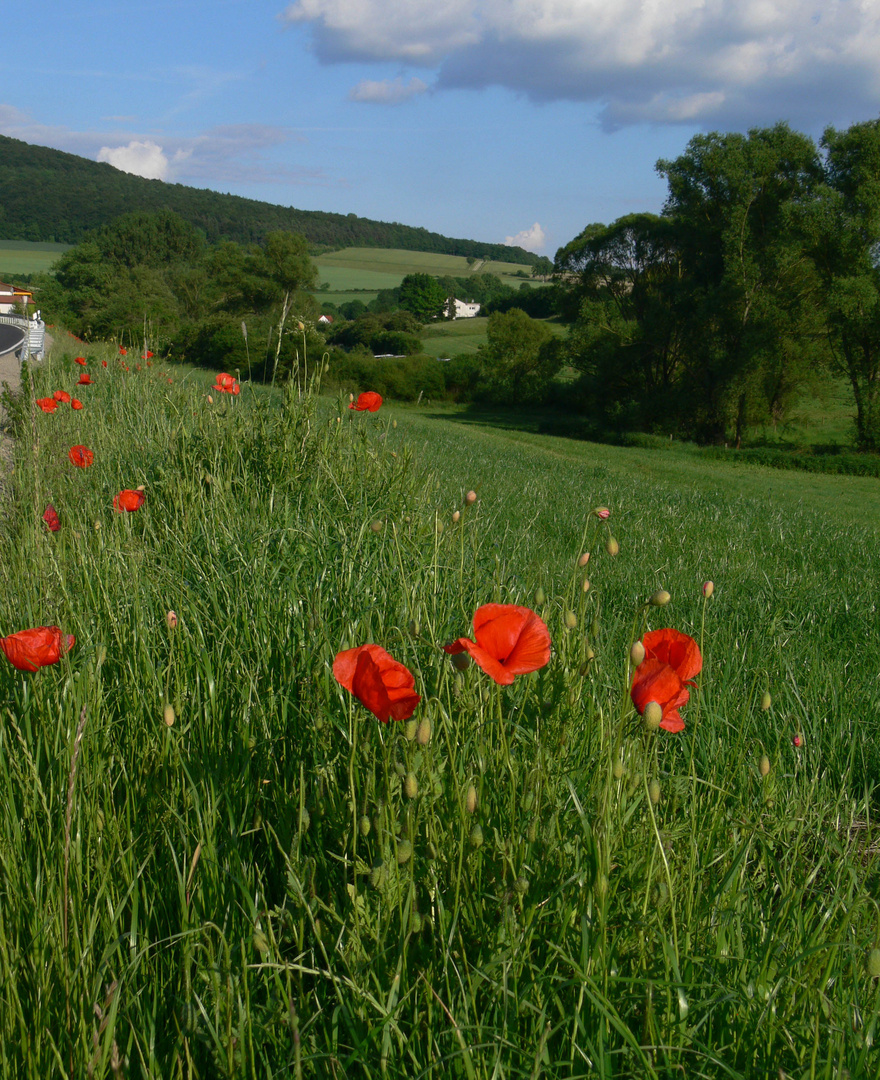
0,134 -> 535,263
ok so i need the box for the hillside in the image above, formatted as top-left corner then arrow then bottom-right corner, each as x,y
0,134 -> 535,263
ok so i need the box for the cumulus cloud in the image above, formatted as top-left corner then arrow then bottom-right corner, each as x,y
504,223 -> 546,253
278,0 -> 880,128
97,140 -> 175,180
349,76 -> 428,104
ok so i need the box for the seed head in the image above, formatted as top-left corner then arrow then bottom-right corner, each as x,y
649,589 -> 671,607
605,537 -> 619,556
643,701 -> 663,731
630,640 -> 646,666
702,581 -> 714,598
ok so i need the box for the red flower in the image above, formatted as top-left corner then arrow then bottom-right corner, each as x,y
71,399 -> 83,410
101,360 -> 108,368
36,397 -> 58,413
443,603 -> 551,685
53,390 -> 71,403
349,391 -> 383,412
113,489 -> 145,512
0,625 -> 75,671
74,356 -> 87,366
119,347 -> 127,356
77,374 -> 93,385
68,445 -> 94,467
333,644 -> 420,722
43,504 -> 60,532
630,629 -> 702,733
145,351 -> 154,359
215,372 -> 236,389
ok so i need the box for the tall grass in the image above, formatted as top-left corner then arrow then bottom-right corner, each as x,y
0,348 -> 877,1077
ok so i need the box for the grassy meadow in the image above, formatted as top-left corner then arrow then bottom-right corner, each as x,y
0,240 -> 69,278
0,340 -> 879,1078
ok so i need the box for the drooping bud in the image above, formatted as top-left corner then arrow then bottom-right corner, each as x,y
452,510 -> 461,523
534,586 -> 546,606
466,784 -> 478,814
404,771 -> 418,799
404,718 -> 418,741
592,507 -> 611,519
396,839 -> 413,865
760,691 -> 772,711
648,778 -> 661,804
793,733 -> 803,748
867,948 -> 880,978
578,552 -> 591,568
759,755 -> 770,777
451,651 -> 470,672
702,581 -> 714,598
605,537 -> 619,556
408,619 -> 420,637
469,824 -> 484,849
359,815 -> 371,837
643,701 -> 663,731
465,490 -> 477,505
370,519 -> 383,534
166,610 -> 178,630
649,589 -> 671,607
526,820 -> 538,843
416,718 -> 432,745
564,610 -> 577,630
630,640 -> 646,666
514,876 -> 529,896
612,759 -> 625,780
163,703 -> 175,727
582,578 -> 590,593
370,858 -> 385,889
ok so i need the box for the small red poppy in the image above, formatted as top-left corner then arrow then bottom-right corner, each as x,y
144,351 -> 154,359
74,356 -> 87,366
349,391 -> 383,412
77,374 -> 93,386
101,360 -> 108,368
53,390 -> 71,403
71,399 -> 83,410
443,603 -> 551,685
113,489 -> 145,513
630,628 -> 702,733
0,625 -> 75,671
36,397 -> 58,413
333,643 -> 420,723
68,445 -> 94,468
43,504 -> 60,532
119,347 -> 127,356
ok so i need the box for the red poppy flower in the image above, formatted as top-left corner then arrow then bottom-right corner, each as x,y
443,603 -> 551,686
215,372 -> 236,389
71,399 -> 83,410
333,643 -> 420,723
119,347 -> 127,356
113,489 -> 145,512
53,390 -> 71,403
74,356 -> 87,366
145,351 -> 154,359
101,360 -> 108,368
68,445 -> 94,468
642,628 -> 702,685
77,374 -> 93,386
43,504 -> 60,532
36,397 -> 58,413
349,391 -> 383,412
630,629 -> 702,733
0,625 -> 75,671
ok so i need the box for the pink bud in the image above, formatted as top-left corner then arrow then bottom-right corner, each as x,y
702,581 -> 714,598
465,490 -> 477,505
793,734 -> 802,748
593,506 -> 611,519
166,610 -> 178,630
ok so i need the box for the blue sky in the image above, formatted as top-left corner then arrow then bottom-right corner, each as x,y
3,0 -> 879,255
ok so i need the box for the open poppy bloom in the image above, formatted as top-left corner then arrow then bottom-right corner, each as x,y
77,374 -> 93,385
349,391 -> 382,412
119,347 -> 127,356
43,504 -> 60,532
53,390 -> 71,403
213,372 -> 241,395
630,628 -> 702,733
68,445 -> 94,467
0,625 -> 75,671
443,603 -> 551,686
113,489 -> 145,512
101,360 -> 108,368
74,356 -> 87,366
71,399 -> 83,410
333,643 -> 420,723
36,397 -> 58,413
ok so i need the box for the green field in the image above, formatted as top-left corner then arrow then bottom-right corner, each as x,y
1,338 -> 878,1077
0,240 -> 69,276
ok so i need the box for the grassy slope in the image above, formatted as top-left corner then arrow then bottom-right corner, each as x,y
0,240 -> 69,276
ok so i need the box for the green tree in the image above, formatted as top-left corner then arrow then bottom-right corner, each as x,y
478,308 -> 562,403
398,273 -> 446,321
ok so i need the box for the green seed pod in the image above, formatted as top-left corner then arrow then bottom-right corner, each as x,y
359,814 -> 371,837
605,537 -> 619,556
163,703 -> 175,727
469,824 -> 484,849
370,519 -> 383,534
649,589 -> 671,607
404,719 -> 418,741
760,691 -> 772,711
466,784 -> 478,814
867,948 -> 880,978
630,640 -> 646,666
514,876 -> 529,896
370,859 -> 385,889
612,759 -> 625,780
416,718 -> 432,745
564,610 -> 577,630
759,755 -> 771,778
522,791 -> 535,812
396,839 -> 413,865
643,701 -> 663,731
451,651 -> 470,672
404,771 -> 418,799
648,778 -> 661,804
534,587 -> 546,606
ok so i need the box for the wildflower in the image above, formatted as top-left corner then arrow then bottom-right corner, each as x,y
43,505 -> 60,532
74,356 -> 87,366
68,445 -> 94,468
145,350 -> 154,359
166,610 -> 178,630
349,391 -> 382,412
0,625 -> 75,671
443,603 -> 551,686
101,360 -> 108,368
113,489 -> 145,512
642,628 -> 702,685
119,347 -> 127,356
593,506 -> 611,519
333,643 -> 420,723
793,733 -> 803,748
53,390 -> 71,403
36,398 -> 58,413
71,399 -> 83,410
77,374 -> 93,386
702,581 -> 714,598
631,629 -> 702,734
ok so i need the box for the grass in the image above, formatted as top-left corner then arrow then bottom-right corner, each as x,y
0,343 -> 879,1077
0,240 -> 69,276
313,248 -> 538,293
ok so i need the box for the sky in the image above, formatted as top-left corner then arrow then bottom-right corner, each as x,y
3,0 -> 880,256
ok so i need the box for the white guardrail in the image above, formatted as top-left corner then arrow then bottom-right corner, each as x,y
0,314 -> 45,363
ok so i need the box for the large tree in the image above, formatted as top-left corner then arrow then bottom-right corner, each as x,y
398,273 -> 447,321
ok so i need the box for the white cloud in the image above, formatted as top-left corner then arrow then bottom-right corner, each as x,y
278,0 -> 880,128
349,76 -> 428,104
505,222 -> 546,253
97,140 -> 171,180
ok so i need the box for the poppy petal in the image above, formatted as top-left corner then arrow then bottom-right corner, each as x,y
333,644 -> 420,722
643,628 -> 702,684
0,625 -> 74,671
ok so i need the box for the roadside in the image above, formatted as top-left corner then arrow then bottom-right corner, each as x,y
0,347 -> 21,473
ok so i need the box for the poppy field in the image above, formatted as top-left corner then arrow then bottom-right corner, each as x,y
1,344 -> 880,1078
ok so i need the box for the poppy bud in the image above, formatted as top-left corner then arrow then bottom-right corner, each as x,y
592,507 -> 611,519
630,640 -> 646,666
451,651 -> 470,672
370,859 -> 385,889
759,754 -> 770,777
578,552 -> 590,567
582,578 -> 590,593
465,490 -> 477,504
605,537 -> 619,556
469,824 -> 483,849
643,701 -> 663,731
526,820 -> 538,843
648,778 -> 661,804
408,619 -> 420,637
612,759 -> 625,780
207,395 -> 213,404
534,587 -> 546,606
466,784 -> 478,814
370,520 -> 383,534
452,510 -> 461,523
166,610 -> 178,630
702,581 -> 714,598
416,718 -> 432,745
867,948 -> 880,978
359,815 -> 371,837
590,616 -> 600,637
163,703 -> 175,727
404,771 -> 418,799
514,876 -> 529,896
404,719 -> 418,741
396,839 -> 412,865
564,610 -> 577,630
649,589 -> 671,607
392,419 -> 397,429
299,807 -> 311,831
793,734 -> 803,748
760,691 -> 772,711
436,519 -> 444,535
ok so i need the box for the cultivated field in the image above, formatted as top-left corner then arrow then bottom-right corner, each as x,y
1,337 -> 878,1077
0,240 -> 69,277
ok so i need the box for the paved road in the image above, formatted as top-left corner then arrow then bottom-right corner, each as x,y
0,323 -> 25,361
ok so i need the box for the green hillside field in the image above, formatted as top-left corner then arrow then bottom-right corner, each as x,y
0,240 -> 69,277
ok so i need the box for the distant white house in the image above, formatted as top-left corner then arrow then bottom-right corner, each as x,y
444,298 -> 481,319
0,280 -> 34,315
318,314 -> 334,324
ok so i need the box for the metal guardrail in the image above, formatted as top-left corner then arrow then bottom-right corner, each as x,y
0,314 -> 44,362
